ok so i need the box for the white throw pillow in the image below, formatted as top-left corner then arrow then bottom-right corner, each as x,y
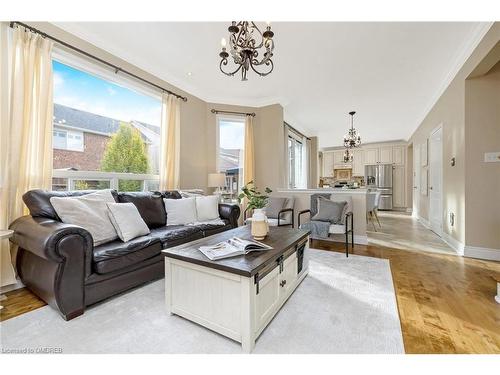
50,190 -> 118,246
195,195 -> 220,222
107,202 -> 150,242
163,197 -> 197,226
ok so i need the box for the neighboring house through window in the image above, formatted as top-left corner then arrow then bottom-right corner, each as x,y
52,59 -> 161,191
52,128 -> 84,152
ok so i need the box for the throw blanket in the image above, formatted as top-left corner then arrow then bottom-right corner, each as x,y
300,220 -> 330,239
186,218 -> 226,226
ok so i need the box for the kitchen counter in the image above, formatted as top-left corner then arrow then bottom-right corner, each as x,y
277,188 -> 368,195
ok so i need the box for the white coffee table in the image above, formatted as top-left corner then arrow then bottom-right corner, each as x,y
0,229 -> 14,310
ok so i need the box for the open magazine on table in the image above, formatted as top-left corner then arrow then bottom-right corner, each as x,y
198,237 -> 273,261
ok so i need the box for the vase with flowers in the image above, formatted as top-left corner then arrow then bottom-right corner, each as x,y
238,181 -> 272,240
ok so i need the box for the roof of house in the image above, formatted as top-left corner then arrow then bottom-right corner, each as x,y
219,148 -> 241,171
53,103 -> 159,142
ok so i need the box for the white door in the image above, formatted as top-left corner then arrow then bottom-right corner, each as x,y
429,127 -> 443,235
413,144 -> 420,217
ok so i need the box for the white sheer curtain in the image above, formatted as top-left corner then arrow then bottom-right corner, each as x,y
159,93 -> 181,190
0,26 -> 54,287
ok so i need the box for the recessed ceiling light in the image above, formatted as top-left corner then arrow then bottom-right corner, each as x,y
187,72 -> 192,76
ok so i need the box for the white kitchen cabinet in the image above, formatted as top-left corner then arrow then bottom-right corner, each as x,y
279,253 -> 298,301
393,165 -> 406,207
322,152 -> 334,177
254,267 -> 280,332
364,148 -> 379,165
379,146 -> 393,164
392,146 -> 405,166
333,150 -> 345,165
352,149 -> 364,176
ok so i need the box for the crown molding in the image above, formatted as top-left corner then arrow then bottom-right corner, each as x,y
409,22 -> 494,140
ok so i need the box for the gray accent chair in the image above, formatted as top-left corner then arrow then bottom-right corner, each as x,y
244,197 -> 295,228
298,193 -> 354,257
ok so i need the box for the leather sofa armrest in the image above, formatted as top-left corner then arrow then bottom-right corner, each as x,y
9,215 -> 93,263
218,203 -> 241,228
9,215 -> 93,320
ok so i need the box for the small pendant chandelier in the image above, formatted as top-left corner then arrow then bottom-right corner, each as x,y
343,148 -> 353,163
219,21 -> 275,81
343,111 -> 362,148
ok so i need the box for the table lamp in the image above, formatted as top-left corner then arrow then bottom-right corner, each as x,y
208,173 -> 226,194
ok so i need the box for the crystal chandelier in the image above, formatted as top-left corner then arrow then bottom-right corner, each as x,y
343,111 -> 361,148
219,21 -> 275,81
343,148 -> 353,163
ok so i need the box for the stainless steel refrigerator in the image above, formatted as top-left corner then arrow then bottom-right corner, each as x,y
365,164 -> 393,210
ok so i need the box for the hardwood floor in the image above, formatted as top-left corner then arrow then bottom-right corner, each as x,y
1,230 -> 499,353
312,240 -> 500,354
0,287 -> 46,322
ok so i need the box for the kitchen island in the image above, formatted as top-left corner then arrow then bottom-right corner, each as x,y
275,188 -> 368,244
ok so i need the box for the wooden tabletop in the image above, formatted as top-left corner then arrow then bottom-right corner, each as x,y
163,226 -> 310,277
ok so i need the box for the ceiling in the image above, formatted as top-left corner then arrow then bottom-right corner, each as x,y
54,22 -> 490,148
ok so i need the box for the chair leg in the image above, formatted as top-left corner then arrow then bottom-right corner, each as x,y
345,230 -> 349,257
369,211 -> 377,232
374,209 -> 381,228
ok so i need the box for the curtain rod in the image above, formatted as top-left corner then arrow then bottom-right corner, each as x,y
284,122 -> 311,140
211,109 -> 256,117
9,21 -> 188,102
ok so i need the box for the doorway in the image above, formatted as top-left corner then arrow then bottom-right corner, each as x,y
429,126 -> 443,236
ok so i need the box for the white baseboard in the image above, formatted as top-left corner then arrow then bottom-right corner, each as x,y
464,245 -> 500,261
417,215 -> 431,229
0,278 -> 24,294
441,232 -> 465,256
405,208 -> 412,214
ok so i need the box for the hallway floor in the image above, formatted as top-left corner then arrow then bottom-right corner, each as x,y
367,210 -> 456,255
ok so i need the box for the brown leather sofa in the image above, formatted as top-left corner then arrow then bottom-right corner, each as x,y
9,189 -> 240,321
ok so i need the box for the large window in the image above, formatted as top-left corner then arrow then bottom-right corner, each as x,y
51,60 -> 161,191
286,125 -> 308,189
217,116 -> 245,194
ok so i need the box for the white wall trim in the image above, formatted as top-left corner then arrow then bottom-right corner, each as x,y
441,232 -> 465,256
417,215 -> 431,229
464,246 -> 500,261
0,278 -> 25,294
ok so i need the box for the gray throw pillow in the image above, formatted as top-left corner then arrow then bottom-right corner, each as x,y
311,197 -> 347,224
265,197 -> 287,219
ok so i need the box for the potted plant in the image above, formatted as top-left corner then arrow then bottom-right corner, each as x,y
238,181 -> 272,240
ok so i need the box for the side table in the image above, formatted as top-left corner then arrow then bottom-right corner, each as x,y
0,229 -> 14,310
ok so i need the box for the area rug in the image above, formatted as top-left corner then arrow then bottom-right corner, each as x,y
0,249 -> 404,354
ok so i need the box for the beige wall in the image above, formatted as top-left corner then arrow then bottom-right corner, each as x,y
309,136 -> 319,188
464,61 -> 500,249
255,104 -> 285,192
409,22 -> 500,249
